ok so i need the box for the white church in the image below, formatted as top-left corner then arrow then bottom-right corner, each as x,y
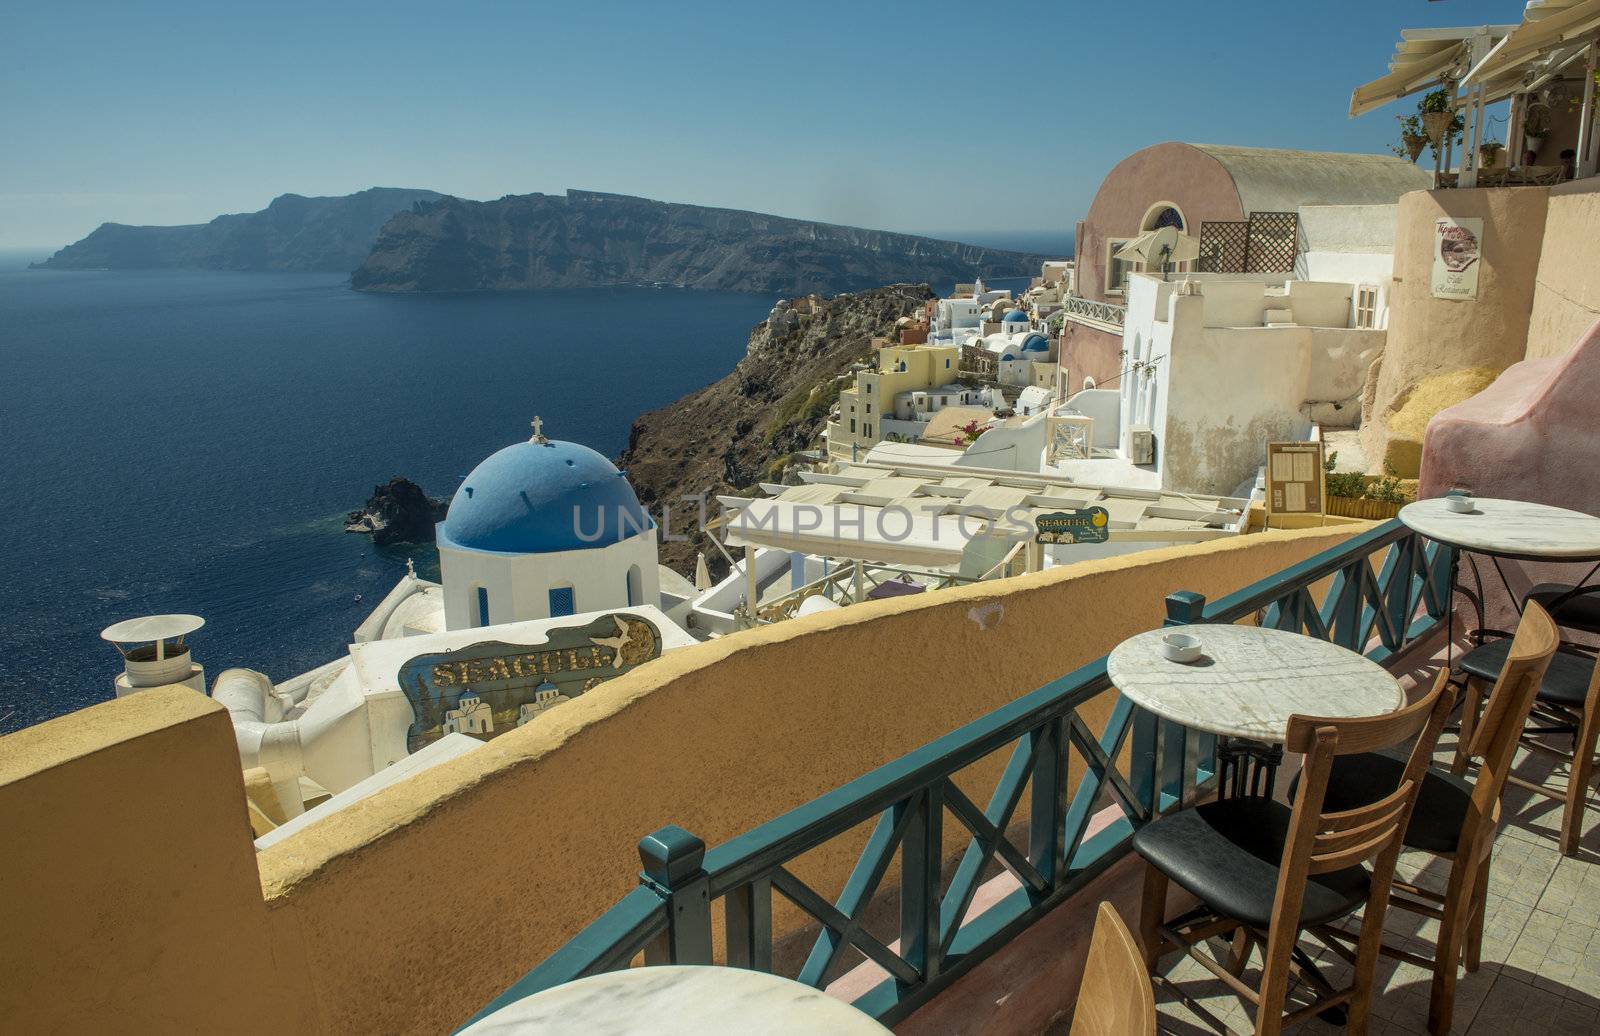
136,420 -> 708,838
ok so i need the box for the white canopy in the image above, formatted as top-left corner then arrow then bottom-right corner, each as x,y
1465,1 -> 1600,91
720,496 -> 1011,568
1348,25 -> 1514,117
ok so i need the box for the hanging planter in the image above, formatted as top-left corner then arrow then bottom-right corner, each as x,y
1479,141 -> 1504,168
1402,131 -> 1427,162
1422,111 -> 1454,145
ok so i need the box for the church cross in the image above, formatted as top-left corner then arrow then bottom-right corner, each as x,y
530,415 -> 546,442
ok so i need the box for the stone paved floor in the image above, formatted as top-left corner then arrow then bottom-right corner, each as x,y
1150,736 -> 1600,1034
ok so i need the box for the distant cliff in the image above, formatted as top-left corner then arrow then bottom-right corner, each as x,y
34,187 -> 445,271
352,190 -> 1048,295
619,283 -> 934,574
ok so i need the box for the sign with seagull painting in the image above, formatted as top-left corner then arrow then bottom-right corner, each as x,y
1035,507 -> 1111,544
398,613 -> 663,750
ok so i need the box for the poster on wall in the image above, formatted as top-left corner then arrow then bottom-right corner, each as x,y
1431,217 -> 1483,300
1265,441 -> 1326,518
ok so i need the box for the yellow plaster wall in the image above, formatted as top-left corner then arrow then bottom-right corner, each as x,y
0,689 -> 314,1034
0,525 -> 1361,1034
1525,179 -> 1600,361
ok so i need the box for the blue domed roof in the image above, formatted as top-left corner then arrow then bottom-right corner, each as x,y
1021,333 -> 1050,353
1002,309 -> 1029,323
437,439 -> 651,555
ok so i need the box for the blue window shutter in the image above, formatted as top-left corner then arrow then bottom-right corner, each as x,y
476,587 -> 490,627
548,587 -> 575,617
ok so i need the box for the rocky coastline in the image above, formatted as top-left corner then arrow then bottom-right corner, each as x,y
345,477 -> 449,546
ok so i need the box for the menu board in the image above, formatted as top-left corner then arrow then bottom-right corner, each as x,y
1431,216 -> 1483,301
1266,441 -> 1326,516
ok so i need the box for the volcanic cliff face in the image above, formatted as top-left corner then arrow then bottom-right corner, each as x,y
351,190 -> 1046,296
34,187 -> 444,271
618,283 -> 934,575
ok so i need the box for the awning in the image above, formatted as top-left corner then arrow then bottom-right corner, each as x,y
1349,26 -> 1514,117
1465,0 -> 1600,89
720,496 -> 1019,568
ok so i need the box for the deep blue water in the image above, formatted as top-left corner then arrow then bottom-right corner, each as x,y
0,248 -> 1043,733
0,254 -> 778,731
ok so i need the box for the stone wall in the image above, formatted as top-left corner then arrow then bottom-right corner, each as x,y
1525,179 -> 1600,361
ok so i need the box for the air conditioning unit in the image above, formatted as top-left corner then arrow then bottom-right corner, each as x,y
1129,425 -> 1155,465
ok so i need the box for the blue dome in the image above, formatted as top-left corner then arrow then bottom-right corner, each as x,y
437,439 -> 651,555
1021,333 -> 1050,353
1002,309 -> 1029,323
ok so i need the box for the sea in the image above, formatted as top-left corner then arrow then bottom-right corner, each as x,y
0,233 -> 1068,733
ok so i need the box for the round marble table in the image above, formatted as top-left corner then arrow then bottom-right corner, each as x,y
458,965 -> 892,1035
1107,625 -> 1405,743
1399,497 -> 1600,562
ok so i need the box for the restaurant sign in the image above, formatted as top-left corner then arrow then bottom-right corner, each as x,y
1431,216 -> 1483,301
1035,506 -> 1110,544
398,613 -> 663,751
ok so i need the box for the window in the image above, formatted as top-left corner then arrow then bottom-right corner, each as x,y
626,565 -> 642,607
865,402 -> 872,414
945,358 -> 951,368
1106,239 -> 1135,295
548,586 -> 575,617
1354,284 -> 1379,329
850,418 -> 857,433
476,586 -> 491,627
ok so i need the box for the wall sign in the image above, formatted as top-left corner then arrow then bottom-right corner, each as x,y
1035,506 -> 1110,544
398,614 -> 663,751
1431,216 -> 1483,301
1266,441 -> 1326,517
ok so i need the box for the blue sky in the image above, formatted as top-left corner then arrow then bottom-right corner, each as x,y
0,0 -> 1519,250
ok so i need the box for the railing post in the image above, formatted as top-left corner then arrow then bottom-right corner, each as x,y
899,785 -> 943,987
638,825 -> 712,966
1164,591 -> 1207,626
1028,714 -> 1069,891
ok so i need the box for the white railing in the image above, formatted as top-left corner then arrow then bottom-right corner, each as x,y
1062,295 -> 1126,332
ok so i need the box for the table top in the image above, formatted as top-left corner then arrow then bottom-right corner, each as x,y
1106,625 -> 1404,742
1399,497 -> 1600,560
458,965 -> 892,1035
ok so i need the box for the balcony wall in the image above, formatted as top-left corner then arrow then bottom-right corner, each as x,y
0,524 -> 1363,1034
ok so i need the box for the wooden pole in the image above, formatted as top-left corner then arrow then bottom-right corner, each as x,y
1578,40 -> 1599,178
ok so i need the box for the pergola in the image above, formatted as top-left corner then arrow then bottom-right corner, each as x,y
1350,4 -> 1600,187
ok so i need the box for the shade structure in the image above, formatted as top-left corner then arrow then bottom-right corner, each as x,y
719,496 -> 1021,569
1465,0 -> 1600,90
100,614 -> 205,644
1348,25 -> 1515,117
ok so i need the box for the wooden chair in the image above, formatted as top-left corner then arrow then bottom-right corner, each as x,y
1134,677 -> 1455,1035
1457,602 -> 1596,855
1070,902 -> 1157,1036
1314,602 -> 1559,1034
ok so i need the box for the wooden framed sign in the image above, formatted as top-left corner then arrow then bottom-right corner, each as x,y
1265,441 -> 1326,517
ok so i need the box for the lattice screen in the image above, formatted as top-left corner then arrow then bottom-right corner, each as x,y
1197,221 -> 1248,273
1244,211 -> 1299,273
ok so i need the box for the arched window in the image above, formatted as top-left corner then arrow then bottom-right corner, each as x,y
1147,207 -> 1184,232
475,587 -> 491,628
626,565 -> 643,607
548,586 -> 575,617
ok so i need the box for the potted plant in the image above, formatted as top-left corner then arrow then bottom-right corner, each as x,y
1393,114 -> 1427,163
1323,455 -> 1413,520
1419,89 -> 1462,153
1479,139 -> 1504,169
1523,103 -> 1551,157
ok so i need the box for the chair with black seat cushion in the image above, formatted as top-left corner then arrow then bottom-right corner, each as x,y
1525,582 -> 1600,635
1134,676 -> 1454,1036
1310,602 -> 1558,1035
1456,607 -> 1598,856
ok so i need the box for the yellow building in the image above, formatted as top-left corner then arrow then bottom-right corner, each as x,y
826,339 -> 962,459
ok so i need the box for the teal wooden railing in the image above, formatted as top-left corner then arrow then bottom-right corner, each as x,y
463,518 -> 1455,1028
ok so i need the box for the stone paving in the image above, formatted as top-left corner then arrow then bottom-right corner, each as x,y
1149,736 -> 1600,1035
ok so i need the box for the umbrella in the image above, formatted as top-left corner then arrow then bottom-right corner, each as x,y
1114,226 -> 1201,279
694,552 -> 712,591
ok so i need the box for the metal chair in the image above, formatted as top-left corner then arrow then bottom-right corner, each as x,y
1134,677 -> 1455,1035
